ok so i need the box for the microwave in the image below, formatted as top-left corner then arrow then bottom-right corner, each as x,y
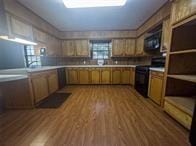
144,31 -> 162,52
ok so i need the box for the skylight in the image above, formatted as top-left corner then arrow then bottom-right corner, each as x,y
63,0 -> 127,8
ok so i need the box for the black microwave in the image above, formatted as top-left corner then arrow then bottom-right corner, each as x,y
144,31 -> 162,52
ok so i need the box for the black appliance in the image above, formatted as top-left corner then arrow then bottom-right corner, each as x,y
57,68 -> 66,89
135,57 -> 165,97
144,28 -> 162,52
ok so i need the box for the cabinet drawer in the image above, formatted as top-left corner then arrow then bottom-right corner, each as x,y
164,101 -> 192,129
151,71 -> 164,77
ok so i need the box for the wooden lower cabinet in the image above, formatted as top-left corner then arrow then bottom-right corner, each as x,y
121,68 -> 131,84
48,70 -> 59,94
148,71 -> 164,105
79,68 -> 89,84
101,68 -> 111,84
30,69 -> 59,104
67,69 -> 78,84
66,67 -> 135,85
130,68 -> 135,86
31,73 -> 49,103
91,68 -> 100,84
112,68 -> 121,84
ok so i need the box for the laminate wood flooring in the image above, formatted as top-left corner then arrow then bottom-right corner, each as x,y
0,86 -> 190,146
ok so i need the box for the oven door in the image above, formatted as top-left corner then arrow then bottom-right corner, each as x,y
135,70 -> 149,97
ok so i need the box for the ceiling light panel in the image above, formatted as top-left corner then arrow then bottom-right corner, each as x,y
63,0 -> 127,8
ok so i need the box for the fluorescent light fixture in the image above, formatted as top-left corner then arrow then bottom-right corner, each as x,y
63,0 -> 127,8
0,36 -> 37,45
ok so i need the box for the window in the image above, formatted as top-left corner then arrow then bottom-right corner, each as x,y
24,46 -> 41,67
91,40 -> 111,59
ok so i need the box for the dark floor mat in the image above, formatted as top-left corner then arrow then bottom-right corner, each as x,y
37,93 -> 71,108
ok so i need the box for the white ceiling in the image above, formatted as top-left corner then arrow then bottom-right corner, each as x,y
18,0 -> 168,31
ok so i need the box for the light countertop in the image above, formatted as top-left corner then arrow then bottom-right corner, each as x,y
150,67 -> 165,72
0,65 -> 137,82
0,75 -> 28,83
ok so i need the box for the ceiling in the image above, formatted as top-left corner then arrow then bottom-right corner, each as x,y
18,0 -> 168,31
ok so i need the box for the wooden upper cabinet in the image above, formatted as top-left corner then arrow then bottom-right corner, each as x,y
125,39 -> 136,56
33,28 -> 47,43
112,39 -> 125,56
75,40 -> 90,57
62,40 -> 76,57
9,17 -> 33,40
136,35 -> 144,55
161,18 -> 171,52
171,0 -> 196,25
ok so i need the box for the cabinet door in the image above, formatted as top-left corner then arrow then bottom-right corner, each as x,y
130,68 -> 135,86
112,68 -> 121,84
161,18 -> 171,52
48,71 -> 58,94
67,69 -> 78,84
10,17 -> 33,40
79,68 -> 89,84
112,39 -> 125,56
91,69 -> 100,84
101,68 -> 111,84
171,0 -> 196,25
125,39 -> 136,56
148,75 -> 163,105
121,68 -> 131,84
136,35 -> 144,55
31,75 -> 49,103
33,28 -> 47,43
62,40 -> 75,57
75,40 -> 90,57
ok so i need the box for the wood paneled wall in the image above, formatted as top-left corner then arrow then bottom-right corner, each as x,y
137,2 -> 171,37
59,30 -> 137,39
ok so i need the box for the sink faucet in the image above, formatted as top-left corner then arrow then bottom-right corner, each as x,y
28,61 -> 38,68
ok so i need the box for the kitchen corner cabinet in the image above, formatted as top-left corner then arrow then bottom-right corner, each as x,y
30,69 -> 59,103
62,40 -> 90,57
136,35 -> 144,56
9,16 -> 33,40
101,68 -> 111,84
31,72 -> 49,103
148,71 -> 164,105
161,18 -> 171,52
171,0 -> 196,25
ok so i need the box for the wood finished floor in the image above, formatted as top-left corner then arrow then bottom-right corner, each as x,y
0,86 -> 190,146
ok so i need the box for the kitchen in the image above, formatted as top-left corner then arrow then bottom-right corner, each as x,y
0,0 -> 195,145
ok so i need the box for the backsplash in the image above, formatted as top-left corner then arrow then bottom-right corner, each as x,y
41,56 -> 152,66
